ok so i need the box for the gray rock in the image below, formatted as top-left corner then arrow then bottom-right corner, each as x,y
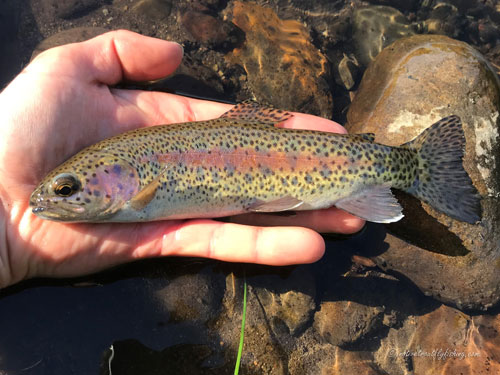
352,5 -> 416,68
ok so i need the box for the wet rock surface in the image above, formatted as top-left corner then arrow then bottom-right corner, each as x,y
346,34 -> 500,310
2,1 -> 500,375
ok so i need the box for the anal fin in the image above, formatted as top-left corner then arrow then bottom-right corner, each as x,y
335,185 -> 404,223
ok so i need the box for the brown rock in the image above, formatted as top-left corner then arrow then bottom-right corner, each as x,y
131,0 -> 172,21
314,300 -> 384,346
182,11 -> 243,49
375,304 -> 500,374
225,1 -> 333,117
155,273 -> 224,323
249,268 -> 316,335
330,348 -> 382,375
288,342 -> 338,374
289,344 -> 380,375
346,34 -> 500,310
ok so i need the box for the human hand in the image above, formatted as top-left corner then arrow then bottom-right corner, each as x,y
0,30 -> 364,288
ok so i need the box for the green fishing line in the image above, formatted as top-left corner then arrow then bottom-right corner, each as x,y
234,276 -> 247,375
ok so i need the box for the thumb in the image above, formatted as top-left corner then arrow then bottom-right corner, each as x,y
29,29 -> 184,85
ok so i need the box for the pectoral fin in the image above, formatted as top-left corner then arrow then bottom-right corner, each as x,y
129,171 -> 167,211
334,185 -> 404,223
248,196 -> 305,212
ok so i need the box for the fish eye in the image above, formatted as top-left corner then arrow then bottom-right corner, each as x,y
52,174 -> 81,197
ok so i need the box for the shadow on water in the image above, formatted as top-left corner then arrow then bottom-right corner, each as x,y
0,258 -> 228,374
320,223 -> 441,314
0,223 -> 444,374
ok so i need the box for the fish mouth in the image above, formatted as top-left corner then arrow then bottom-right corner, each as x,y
29,194 -> 46,213
29,193 -> 86,221
32,206 -> 46,214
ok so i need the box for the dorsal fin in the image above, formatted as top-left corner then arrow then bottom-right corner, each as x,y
220,101 -> 293,125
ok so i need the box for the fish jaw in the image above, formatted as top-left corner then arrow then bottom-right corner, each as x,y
29,190 -> 87,221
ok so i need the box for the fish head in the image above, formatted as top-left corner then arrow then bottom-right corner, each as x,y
29,151 -> 140,222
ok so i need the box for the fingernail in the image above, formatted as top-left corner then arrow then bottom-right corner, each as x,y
173,42 -> 184,56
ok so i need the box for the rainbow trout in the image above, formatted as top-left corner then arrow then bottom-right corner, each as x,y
30,102 -> 481,224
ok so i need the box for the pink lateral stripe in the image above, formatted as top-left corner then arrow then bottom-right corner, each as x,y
150,148 -> 327,171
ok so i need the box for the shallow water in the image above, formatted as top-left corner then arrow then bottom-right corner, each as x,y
1,1 -> 500,374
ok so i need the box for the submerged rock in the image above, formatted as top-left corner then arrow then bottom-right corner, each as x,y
131,0 -> 172,21
422,1 -> 463,38
155,272 -> 224,323
182,11 -> 243,49
247,268 -> 316,336
364,0 -> 420,11
346,34 -> 500,310
375,304 -> 500,374
335,53 -> 360,91
314,300 -> 384,346
38,0 -> 104,19
225,1 -> 332,117
352,5 -> 416,68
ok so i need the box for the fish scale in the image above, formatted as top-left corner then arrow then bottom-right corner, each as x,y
30,103 -> 481,224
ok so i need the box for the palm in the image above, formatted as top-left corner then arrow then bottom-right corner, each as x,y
0,67 -> 163,279
0,31 -> 363,287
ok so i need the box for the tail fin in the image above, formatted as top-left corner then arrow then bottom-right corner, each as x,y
403,115 -> 481,224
